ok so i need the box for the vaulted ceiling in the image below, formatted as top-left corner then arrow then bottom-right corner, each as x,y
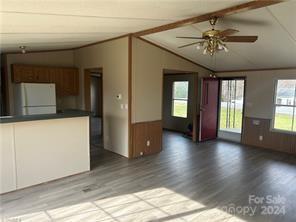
144,1 -> 296,71
0,0 -> 247,52
1,0 -> 295,71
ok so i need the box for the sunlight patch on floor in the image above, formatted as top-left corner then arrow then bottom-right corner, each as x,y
4,187 -> 246,222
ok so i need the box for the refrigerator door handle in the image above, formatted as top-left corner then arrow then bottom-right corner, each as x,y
23,84 -> 28,107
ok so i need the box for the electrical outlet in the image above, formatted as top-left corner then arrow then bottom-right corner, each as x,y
146,140 -> 150,146
259,135 -> 263,141
253,120 -> 260,125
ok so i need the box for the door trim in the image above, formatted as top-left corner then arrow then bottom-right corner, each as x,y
162,71 -> 199,141
84,68 -> 104,142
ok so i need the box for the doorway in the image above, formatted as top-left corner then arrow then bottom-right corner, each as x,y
84,68 -> 103,154
162,70 -> 199,141
218,78 -> 245,142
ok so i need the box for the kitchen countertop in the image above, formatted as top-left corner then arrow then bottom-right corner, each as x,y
0,110 -> 90,124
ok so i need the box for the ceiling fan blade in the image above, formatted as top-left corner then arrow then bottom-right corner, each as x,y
218,29 -> 239,37
178,41 -> 204,48
176,36 -> 204,39
224,36 -> 258,42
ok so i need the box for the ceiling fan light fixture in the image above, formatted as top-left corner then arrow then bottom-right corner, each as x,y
202,46 -> 209,55
177,17 -> 258,56
19,46 -> 26,54
196,42 -> 204,50
217,43 -> 223,50
223,45 -> 229,52
203,48 -> 208,55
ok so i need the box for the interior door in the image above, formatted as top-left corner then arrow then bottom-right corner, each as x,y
199,78 -> 219,141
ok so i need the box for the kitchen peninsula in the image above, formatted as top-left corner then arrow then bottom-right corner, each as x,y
0,110 -> 90,194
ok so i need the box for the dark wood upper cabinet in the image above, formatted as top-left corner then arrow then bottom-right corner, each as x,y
11,64 -> 79,96
12,65 -> 34,83
49,68 -> 64,96
33,66 -> 50,83
62,68 -> 79,96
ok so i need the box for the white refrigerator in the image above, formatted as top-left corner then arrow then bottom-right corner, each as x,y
14,83 -> 56,115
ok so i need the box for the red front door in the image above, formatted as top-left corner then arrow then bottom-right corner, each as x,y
199,78 -> 219,141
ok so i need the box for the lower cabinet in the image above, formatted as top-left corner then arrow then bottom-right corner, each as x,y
0,117 -> 90,194
14,118 -> 90,189
132,120 -> 162,158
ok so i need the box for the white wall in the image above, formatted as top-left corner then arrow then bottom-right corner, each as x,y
4,37 -> 212,158
216,69 -> 296,119
6,50 -> 76,114
132,37 -> 211,123
0,117 -> 89,193
74,37 -> 129,157
0,124 -> 17,193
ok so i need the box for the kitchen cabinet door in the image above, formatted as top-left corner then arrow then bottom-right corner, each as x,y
12,64 -> 79,96
33,67 -> 50,83
62,68 -> 79,96
49,68 -> 64,96
12,64 -> 35,83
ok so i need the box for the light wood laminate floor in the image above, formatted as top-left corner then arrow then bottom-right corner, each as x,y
1,131 -> 296,222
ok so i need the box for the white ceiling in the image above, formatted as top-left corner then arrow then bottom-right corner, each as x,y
1,1 -> 295,71
144,1 -> 296,71
0,0 -> 246,52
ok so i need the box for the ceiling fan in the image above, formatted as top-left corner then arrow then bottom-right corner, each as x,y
177,17 -> 258,56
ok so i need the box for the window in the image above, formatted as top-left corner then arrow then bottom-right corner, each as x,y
172,81 -> 189,118
273,79 -> 296,132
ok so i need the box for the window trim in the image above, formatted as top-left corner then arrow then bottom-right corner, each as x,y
271,78 -> 296,134
171,80 -> 189,118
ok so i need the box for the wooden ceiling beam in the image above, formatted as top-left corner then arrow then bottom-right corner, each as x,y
133,0 -> 284,37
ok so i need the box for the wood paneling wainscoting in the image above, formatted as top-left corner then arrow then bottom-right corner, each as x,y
242,117 -> 296,154
131,120 -> 162,158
